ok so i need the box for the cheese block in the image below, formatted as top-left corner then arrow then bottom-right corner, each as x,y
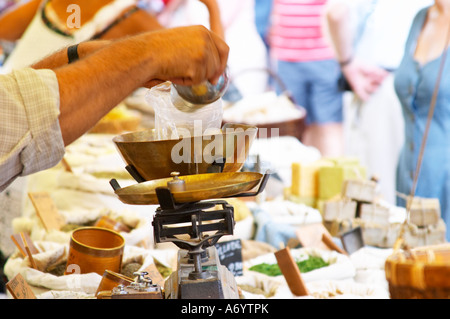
291,160 -> 333,198
318,164 -> 366,200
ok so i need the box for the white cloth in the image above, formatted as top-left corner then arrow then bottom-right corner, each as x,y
3,0 -> 136,72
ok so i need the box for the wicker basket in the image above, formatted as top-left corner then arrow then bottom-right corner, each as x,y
224,68 -> 307,141
385,244 -> 450,299
253,109 -> 306,141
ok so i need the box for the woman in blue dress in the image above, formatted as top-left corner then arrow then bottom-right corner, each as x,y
394,1 -> 450,241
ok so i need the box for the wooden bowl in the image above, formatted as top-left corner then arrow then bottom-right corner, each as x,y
94,215 -> 131,233
385,244 -> 450,299
222,107 -> 307,142
254,114 -> 306,141
96,270 -> 134,296
65,227 -> 125,276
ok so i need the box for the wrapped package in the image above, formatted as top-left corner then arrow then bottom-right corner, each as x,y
341,179 -> 378,203
407,197 -> 441,227
323,199 -> 357,222
360,203 -> 391,225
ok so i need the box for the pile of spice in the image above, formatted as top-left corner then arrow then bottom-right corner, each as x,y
248,255 -> 329,277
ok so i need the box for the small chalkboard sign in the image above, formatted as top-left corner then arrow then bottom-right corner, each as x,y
215,239 -> 243,276
340,226 -> 364,254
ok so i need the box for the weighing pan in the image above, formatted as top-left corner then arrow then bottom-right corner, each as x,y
112,172 -> 264,205
113,123 -> 257,182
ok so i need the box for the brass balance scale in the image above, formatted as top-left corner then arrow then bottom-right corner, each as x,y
109,122 -> 269,299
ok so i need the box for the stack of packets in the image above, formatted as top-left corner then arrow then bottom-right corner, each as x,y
286,157 -> 446,248
354,196 -> 446,248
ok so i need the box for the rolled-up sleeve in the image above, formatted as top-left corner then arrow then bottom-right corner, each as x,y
0,68 -> 65,191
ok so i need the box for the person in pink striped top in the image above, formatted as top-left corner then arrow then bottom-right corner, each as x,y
269,0 -> 343,156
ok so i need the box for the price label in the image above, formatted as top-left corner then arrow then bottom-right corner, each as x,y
6,273 -> 36,299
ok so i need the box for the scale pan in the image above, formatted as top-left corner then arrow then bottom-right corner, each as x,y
113,123 -> 257,181
113,172 -> 263,205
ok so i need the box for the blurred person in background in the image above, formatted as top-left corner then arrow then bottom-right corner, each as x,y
0,0 -> 17,13
394,0 -> 450,241
254,0 -> 273,50
268,0 -> 344,157
326,0 -> 432,204
153,0 -> 269,98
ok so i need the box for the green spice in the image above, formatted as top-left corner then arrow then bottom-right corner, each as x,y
249,256 -> 329,277
249,262 -> 282,276
298,255 -> 329,272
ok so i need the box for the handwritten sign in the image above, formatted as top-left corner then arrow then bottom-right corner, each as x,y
28,192 -> 63,231
215,239 -> 243,276
6,273 -> 36,299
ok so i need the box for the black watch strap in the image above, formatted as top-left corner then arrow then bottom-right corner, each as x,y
67,44 -> 79,64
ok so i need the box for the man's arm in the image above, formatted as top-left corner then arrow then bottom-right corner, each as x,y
49,25 -> 228,145
31,40 -> 110,70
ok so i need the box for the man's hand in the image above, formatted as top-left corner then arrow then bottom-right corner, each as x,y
142,25 -> 229,87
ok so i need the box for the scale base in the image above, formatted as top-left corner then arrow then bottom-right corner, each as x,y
164,247 -> 239,299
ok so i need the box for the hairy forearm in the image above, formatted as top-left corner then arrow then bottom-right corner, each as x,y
32,40 -> 111,69
54,37 -> 153,145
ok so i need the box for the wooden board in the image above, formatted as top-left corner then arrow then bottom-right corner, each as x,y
10,232 -> 39,258
28,192 -> 63,231
275,247 -> 308,296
